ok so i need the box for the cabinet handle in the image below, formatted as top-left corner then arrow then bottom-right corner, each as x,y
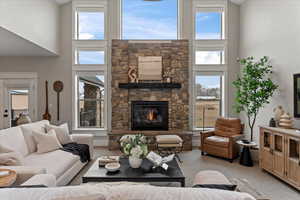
298,160 -> 300,166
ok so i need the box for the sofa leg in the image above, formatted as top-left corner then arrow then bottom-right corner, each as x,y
201,151 -> 205,156
229,159 -> 233,163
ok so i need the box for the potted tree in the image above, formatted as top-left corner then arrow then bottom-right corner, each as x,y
233,56 -> 278,142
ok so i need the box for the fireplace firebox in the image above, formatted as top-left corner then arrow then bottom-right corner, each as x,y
131,101 -> 168,131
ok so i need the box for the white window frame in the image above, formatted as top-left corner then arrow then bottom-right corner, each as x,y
120,0 -> 181,40
72,0 -> 109,134
191,0 -> 228,131
73,71 -> 107,131
192,71 -> 226,130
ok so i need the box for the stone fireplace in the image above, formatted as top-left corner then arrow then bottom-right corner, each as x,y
131,101 -> 169,131
111,40 -> 189,131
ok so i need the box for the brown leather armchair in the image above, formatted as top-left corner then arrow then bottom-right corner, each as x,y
201,118 -> 244,162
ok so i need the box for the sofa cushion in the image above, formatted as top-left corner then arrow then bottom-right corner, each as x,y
21,120 -> 49,154
23,150 -> 80,178
0,127 -> 29,156
204,136 -> 229,147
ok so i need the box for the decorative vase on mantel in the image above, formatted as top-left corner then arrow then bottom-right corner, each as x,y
129,156 -> 143,169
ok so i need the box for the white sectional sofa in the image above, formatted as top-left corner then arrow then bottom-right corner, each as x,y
0,120 -> 94,186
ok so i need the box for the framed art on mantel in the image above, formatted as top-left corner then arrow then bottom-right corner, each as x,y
294,74 -> 300,118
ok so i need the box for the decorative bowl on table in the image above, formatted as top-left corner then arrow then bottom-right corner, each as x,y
105,162 -> 121,172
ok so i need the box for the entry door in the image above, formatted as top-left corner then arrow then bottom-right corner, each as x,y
0,78 -> 37,129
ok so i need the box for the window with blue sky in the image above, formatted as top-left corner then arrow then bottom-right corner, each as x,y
78,11 -> 104,40
77,50 -> 105,65
195,50 -> 224,65
122,0 -> 178,40
196,12 -> 222,40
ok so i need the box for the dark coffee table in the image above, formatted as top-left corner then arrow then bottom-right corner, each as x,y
82,157 -> 185,187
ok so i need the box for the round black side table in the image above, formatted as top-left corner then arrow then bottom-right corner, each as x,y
237,141 -> 257,167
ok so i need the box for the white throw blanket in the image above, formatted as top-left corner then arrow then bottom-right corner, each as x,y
0,182 -> 255,200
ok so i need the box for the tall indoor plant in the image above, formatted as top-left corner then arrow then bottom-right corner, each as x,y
233,56 -> 278,142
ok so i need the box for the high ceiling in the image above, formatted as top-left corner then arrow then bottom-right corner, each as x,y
55,0 -> 247,5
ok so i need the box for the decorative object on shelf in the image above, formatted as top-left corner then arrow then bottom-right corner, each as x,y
118,82 -> 181,89
233,56 -> 278,141
138,56 -> 162,81
163,70 -> 172,83
269,118 -> 276,127
294,74 -> 300,118
120,134 -> 148,169
53,81 -> 64,121
273,105 -> 284,126
279,112 -> 293,129
42,81 -> 51,121
16,113 -> 32,126
128,65 -> 138,83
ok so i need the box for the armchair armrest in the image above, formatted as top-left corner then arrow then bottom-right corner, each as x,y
71,134 -> 94,159
201,131 -> 215,138
0,166 -> 46,186
229,134 -> 244,141
21,174 -> 56,187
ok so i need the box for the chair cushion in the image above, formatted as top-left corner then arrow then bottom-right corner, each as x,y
156,135 -> 183,144
204,136 -> 229,147
24,150 -> 80,178
0,127 -> 29,157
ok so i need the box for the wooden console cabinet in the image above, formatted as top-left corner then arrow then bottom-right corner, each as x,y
260,127 -> 300,190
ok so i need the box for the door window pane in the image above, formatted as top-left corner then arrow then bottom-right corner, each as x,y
76,50 -> 105,65
196,12 -> 222,40
77,11 -> 104,40
122,0 -> 178,39
10,90 -> 29,127
195,51 -> 224,65
78,75 -> 105,128
195,75 -> 222,129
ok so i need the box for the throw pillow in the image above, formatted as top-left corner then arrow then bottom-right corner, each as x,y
21,127 -> 42,154
45,123 -> 72,145
193,184 -> 237,191
0,144 -> 24,166
32,130 -> 63,154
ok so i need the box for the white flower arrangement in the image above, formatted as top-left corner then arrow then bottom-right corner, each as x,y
120,134 -> 148,159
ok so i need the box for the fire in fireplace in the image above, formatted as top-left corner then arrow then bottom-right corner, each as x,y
131,101 -> 168,131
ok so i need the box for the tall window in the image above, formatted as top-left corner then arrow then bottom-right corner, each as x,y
72,1 -> 108,131
194,74 -> 223,129
122,0 -> 178,39
192,3 -> 227,130
77,74 -> 105,128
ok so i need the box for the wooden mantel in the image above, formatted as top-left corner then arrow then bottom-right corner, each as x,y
108,130 -> 193,151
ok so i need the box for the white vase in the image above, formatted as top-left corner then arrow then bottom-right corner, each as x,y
129,156 -> 143,168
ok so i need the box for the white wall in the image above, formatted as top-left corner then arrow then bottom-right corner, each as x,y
0,3 -> 72,126
0,0 -> 60,55
240,0 -> 300,143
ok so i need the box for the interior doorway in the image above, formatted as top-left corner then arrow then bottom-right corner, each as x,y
0,73 -> 37,129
